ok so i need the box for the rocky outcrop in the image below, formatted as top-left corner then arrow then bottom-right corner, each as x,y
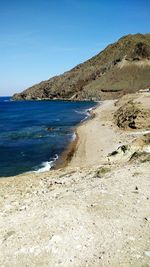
13,33 -> 150,101
108,133 -> 150,163
114,100 -> 150,130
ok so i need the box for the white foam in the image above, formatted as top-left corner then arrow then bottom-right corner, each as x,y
75,106 -> 96,123
71,132 -> 76,141
81,115 -> 89,122
75,110 -> 87,115
78,107 -> 95,122
87,107 -> 93,112
34,154 -> 58,173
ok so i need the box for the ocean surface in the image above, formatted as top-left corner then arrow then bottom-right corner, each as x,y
0,97 -> 96,177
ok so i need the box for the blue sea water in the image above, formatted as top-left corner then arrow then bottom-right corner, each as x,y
0,97 -> 96,177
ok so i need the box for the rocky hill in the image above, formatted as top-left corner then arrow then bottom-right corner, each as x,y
13,33 -> 150,101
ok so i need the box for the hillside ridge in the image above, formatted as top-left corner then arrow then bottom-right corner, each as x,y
13,33 -> 150,101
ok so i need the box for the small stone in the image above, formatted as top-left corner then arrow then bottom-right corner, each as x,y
19,205 -> 26,211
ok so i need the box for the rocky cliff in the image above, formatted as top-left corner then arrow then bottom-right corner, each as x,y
13,33 -> 150,101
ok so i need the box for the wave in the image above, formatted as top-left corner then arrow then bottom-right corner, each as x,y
81,107 -> 94,122
75,106 -> 93,119
71,132 -> 76,141
33,154 -> 58,173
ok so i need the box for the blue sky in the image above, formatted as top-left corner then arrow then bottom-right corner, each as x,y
0,0 -> 150,96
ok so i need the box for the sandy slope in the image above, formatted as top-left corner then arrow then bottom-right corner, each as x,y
0,93 -> 150,267
69,93 -> 150,168
69,100 -> 133,167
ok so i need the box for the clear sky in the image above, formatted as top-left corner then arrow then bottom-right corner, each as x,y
0,0 -> 150,96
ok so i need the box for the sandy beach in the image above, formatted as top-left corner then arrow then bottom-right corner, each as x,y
68,100 -> 130,167
0,93 -> 150,267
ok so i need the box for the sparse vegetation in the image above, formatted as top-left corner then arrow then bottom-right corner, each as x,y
132,172 -> 141,177
141,155 -> 150,163
13,33 -> 150,101
95,167 -> 111,178
108,145 -> 128,157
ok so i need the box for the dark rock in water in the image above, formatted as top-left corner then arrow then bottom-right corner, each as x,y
47,127 -> 54,132
13,33 -> 150,101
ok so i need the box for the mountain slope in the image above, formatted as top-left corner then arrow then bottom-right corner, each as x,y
13,33 -> 150,101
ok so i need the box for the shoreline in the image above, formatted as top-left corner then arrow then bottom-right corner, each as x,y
0,99 -> 97,178
54,130 -> 79,169
67,99 -> 120,168
54,102 -> 99,170
0,93 -> 150,266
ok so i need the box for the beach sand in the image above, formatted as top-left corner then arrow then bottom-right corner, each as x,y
0,94 -> 150,267
68,100 -> 130,167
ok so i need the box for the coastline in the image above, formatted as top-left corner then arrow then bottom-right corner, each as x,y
0,98 -> 97,177
54,102 -> 98,170
54,130 -> 79,169
0,93 -> 150,267
67,99 -> 125,168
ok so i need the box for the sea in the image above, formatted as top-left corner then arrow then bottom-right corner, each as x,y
0,97 -> 96,177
